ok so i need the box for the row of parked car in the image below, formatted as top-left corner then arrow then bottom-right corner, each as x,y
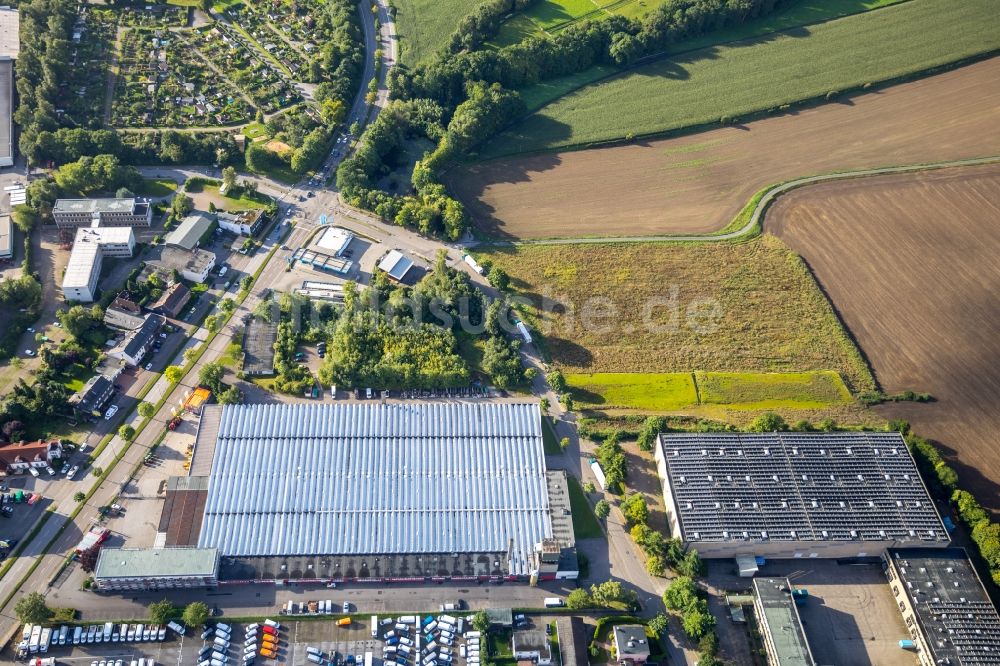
197,619 -> 282,666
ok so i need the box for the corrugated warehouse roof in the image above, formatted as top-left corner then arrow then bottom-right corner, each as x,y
197,403 -> 549,573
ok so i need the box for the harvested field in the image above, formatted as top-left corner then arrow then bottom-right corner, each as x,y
451,57 -> 1000,240
766,162 -> 1000,509
482,236 -> 874,391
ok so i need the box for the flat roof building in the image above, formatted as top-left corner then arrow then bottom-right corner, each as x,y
152,246 -> 216,283
94,547 -> 219,591
166,213 -> 213,250
173,402 -> 572,584
216,209 -> 265,236
0,7 -> 18,168
314,226 -> 353,256
612,625 -> 651,665
885,548 -> 1000,666
52,198 -> 152,228
654,432 -> 949,559
753,578 -> 816,666
61,226 -> 136,303
0,213 -> 11,259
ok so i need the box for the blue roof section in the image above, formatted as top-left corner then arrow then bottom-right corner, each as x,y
197,403 -> 549,574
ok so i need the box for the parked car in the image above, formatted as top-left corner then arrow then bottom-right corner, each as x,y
67,465 -> 79,480
104,405 -> 118,420
45,466 -> 55,476
1,506 -> 13,517
24,349 -> 34,357
145,363 -> 153,371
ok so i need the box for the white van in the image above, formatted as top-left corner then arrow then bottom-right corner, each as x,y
371,616 -> 378,638
105,622 -> 115,641
398,645 -> 411,656
73,626 -> 83,645
306,647 -> 322,657
544,597 -> 564,608
263,619 -> 281,630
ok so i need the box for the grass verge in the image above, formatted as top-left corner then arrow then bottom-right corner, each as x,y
566,475 -> 604,540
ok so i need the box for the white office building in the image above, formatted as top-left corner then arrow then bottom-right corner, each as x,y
61,227 -> 136,302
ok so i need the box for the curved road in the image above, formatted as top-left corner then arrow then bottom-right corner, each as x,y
469,155 -> 1000,247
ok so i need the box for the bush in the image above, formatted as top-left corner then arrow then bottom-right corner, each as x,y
621,493 -> 649,527
149,599 -> 176,624
566,588 -> 592,609
182,601 -> 210,627
637,416 -> 667,452
14,592 -> 51,624
747,411 -> 787,432
594,499 -> 610,520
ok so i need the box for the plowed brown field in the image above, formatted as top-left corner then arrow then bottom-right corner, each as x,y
451,57 -> 1000,240
767,163 -> 1000,510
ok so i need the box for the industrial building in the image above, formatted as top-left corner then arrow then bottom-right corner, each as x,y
753,578 -> 816,666
61,227 -> 136,302
377,249 -> 415,283
0,7 -> 18,168
150,402 -> 576,585
884,548 -> 1000,666
52,198 -> 152,228
93,547 -> 219,591
152,246 -> 216,283
654,432 -> 949,560
165,213 -> 213,250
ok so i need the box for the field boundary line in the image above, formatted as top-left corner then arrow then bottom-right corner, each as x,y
469,156 -> 1000,247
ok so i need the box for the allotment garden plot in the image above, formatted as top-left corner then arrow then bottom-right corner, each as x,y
112,28 -> 252,128
189,25 -> 302,113
65,7 -> 117,127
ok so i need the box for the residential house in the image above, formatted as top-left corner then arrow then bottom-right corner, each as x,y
69,373 -> 117,417
0,440 -> 63,474
612,626 -> 650,665
512,630 -> 552,665
104,295 -> 145,331
149,282 -> 191,318
108,314 -> 164,367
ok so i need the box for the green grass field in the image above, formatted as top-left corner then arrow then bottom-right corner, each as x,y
394,0 -> 477,65
136,178 -> 178,198
485,0 -> 1000,156
242,122 -> 269,140
567,474 -> 605,539
567,371 -> 852,412
494,0 -> 657,46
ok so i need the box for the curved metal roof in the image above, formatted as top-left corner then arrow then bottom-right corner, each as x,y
197,403 -> 549,573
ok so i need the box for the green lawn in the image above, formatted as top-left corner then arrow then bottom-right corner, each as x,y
494,0 -> 657,45
542,416 -> 561,454
567,474 -> 604,540
567,372 -> 699,411
484,0 -> 1000,156
242,122 -> 269,140
188,183 -> 271,212
695,370 -> 853,410
393,0 -> 477,65
566,371 -> 852,412
136,178 -> 178,198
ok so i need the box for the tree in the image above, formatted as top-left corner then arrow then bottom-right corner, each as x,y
681,604 -> 715,640
546,369 -> 566,393
218,385 -> 244,405
594,499 -> 610,520
583,482 -> 596,494
218,298 -> 237,315
92,466 -> 104,478
621,493 -> 649,527
222,166 -> 238,192
183,347 -> 200,365
78,544 -> 102,572
118,424 -> 135,442
73,491 -> 86,503
539,397 -> 550,413
645,553 -> 666,577
149,599 -> 175,624
137,402 -> 155,418
11,205 -> 37,233
2,420 -> 25,442
648,613 -> 670,638
559,437 -> 570,451
471,610 -> 490,634
748,411 -> 787,432
637,416 -> 667,452
182,601 -> 210,628
565,588 -> 592,610
204,314 -> 222,333
164,366 -> 184,383
14,592 -> 50,624
676,549 -> 704,578
590,580 -> 636,608
172,192 -> 193,217
664,576 -> 699,612
198,362 -> 224,393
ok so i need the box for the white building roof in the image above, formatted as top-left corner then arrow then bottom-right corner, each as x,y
0,213 -> 10,258
62,240 -> 101,290
0,7 -> 19,60
377,250 -> 414,280
315,226 -> 353,255
76,225 -> 133,245
196,403 -> 550,573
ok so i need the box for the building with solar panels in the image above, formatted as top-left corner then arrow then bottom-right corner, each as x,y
654,432 -> 949,560
156,402 -> 576,584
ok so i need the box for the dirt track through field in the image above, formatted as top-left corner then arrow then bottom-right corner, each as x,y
450,56 -> 1000,240
766,163 -> 1000,511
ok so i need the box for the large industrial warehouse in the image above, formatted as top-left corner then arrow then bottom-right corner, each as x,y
151,402 -> 576,585
654,432 -> 950,560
